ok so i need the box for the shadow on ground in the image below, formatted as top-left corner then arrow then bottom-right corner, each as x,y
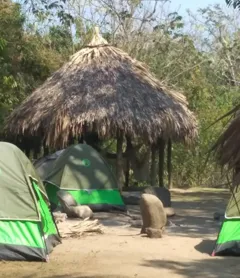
124,189 -> 228,239
23,275 -> 129,278
165,190 -> 228,238
194,239 -> 216,255
73,189 -> 228,238
141,257 -> 240,278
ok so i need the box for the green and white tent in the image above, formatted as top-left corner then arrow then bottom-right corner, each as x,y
0,142 -> 61,261
44,144 -> 126,212
212,186 -> 240,256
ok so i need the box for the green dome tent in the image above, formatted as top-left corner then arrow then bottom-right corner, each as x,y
0,142 -> 61,261
34,149 -> 65,180
44,144 -> 126,212
212,186 -> 240,256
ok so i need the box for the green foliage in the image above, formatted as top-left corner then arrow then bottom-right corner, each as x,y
0,0 -> 71,136
226,0 -> 240,9
1,1 -> 240,188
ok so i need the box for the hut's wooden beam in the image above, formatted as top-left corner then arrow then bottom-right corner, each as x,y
125,159 -> 130,187
167,139 -> 172,189
125,136 -> 131,187
158,139 -> 166,187
116,130 -> 124,191
43,140 -> 49,156
151,144 -> 157,187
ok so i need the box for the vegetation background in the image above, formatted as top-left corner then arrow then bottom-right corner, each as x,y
1,0 -> 239,188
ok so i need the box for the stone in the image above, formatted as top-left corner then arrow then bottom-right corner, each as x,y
53,212 -> 67,224
71,205 -> 94,219
143,186 -> 171,207
140,193 -> 167,236
57,190 -> 78,216
145,227 -> 163,238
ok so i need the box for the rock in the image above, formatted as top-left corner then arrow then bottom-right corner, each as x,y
57,190 -> 78,216
56,190 -> 93,219
146,227 -> 163,238
140,193 -> 167,236
143,186 -> 171,207
71,205 -> 94,219
53,212 -> 67,224
165,207 -> 175,217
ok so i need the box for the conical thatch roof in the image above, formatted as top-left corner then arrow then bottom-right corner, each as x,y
213,106 -> 240,173
5,27 -> 198,148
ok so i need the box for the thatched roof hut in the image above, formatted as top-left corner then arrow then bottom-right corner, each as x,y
4,27 -> 198,148
213,107 -> 240,184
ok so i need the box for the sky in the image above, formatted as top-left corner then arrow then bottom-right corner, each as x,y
167,0 -> 223,14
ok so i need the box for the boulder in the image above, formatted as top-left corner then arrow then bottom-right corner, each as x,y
146,227 -> 163,238
53,212 -> 67,224
56,190 -> 93,219
140,193 -> 167,238
143,186 -> 171,207
71,205 -> 93,219
57,190 -> 78,215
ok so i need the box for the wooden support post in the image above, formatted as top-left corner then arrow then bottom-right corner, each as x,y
167,139 -> 172,189
150,144 -> 157,187
24,137 -> 31,158
43,140 -> 49,156
33,137 -> 41,159
116,130 -> 124,192
125,136 -> 131,187
158,138 -> 165,187
125,159 -> 130,187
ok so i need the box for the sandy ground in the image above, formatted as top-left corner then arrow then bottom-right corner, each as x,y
1,188 -> 240,278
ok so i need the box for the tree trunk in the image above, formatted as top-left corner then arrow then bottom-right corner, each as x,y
167,139 -> 173,189
116,130 -> 124,191
158,139 -> 165,187
150,144 -> 157,187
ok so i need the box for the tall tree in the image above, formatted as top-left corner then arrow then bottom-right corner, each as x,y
226,0 -> 240,9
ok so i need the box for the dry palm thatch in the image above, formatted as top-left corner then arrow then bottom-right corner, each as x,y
4,27 -> 198,148
212,105 -> 240,183
57,218 -> 104,238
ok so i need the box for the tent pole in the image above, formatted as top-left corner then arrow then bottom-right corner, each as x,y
158,138 -> 165,187
167,139 -> 173,189
116,130 -> 124,192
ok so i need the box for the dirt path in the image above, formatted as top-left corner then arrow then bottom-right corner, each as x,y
1,188 -> 239,278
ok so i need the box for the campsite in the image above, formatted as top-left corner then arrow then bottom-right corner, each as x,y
1,188 -> 239,278
1,0 -> 240,277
